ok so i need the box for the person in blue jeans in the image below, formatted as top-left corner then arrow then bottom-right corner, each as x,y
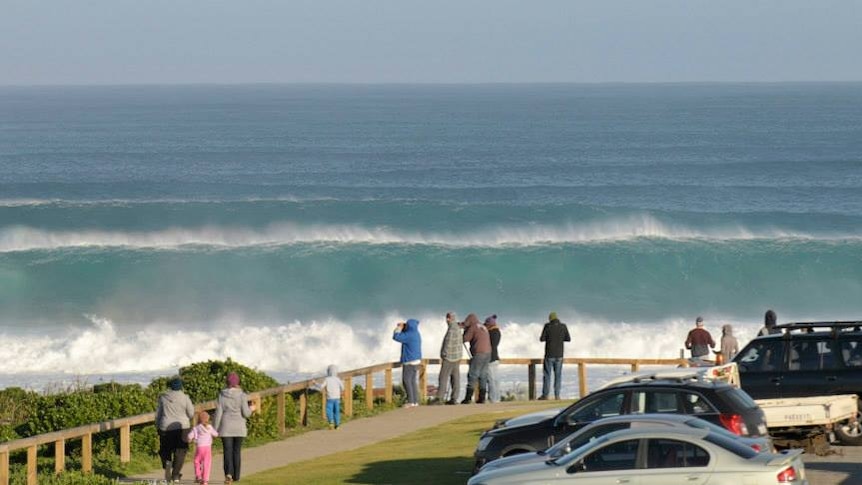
314,365 -> 345,429
393,318 -> 422,407
539,312 -> 571,400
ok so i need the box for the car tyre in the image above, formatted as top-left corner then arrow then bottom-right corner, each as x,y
835,401 -> 862,445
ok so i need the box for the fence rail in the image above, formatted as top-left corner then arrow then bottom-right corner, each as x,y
0,356 -> 685,485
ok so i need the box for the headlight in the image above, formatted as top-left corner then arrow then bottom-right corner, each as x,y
476,436 -> 494,451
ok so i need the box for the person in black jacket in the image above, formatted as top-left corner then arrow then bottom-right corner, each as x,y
483,315 -> 502,403
539,312 -> 571,400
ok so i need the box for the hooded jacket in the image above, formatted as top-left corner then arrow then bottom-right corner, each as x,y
320,364 -> 345,401
155,389 -> 195,431
393,318 -> 422,363
485,317 -> 501,362
462,313 -> 491,355
214,387 -> 252,437
720,324 -> 740,361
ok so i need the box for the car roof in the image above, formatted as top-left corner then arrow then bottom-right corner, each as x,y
599,426 -> 710,443
603,379 -> 728,390
588,413 -> 694,425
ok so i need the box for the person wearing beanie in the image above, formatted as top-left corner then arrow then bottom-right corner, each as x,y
759,309 -> 781,336
214,372 -> 256,483
539,312 -> 570,400
437,312 -> 463,405
484,315 -> 502,403
393,318 -> 422,407
461,313 -> 492,404
685,316 -> 716,363
155,375 -> 195,482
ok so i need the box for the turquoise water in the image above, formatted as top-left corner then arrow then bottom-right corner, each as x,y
1,83 -> 861,384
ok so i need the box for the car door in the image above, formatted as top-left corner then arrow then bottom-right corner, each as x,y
735,339 -> 787,399
552,390 -> 628,446
639,438 -> 711,485
563,438 -> 642,485
784,337 -> 839,397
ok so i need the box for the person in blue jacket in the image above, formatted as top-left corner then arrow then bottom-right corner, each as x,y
393,318 -> 422,407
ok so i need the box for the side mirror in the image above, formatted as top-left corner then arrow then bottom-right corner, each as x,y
567,461 -> 586,474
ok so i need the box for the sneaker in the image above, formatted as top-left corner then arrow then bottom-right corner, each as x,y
445,399 -> 457,405
537,395 -> 548,400
329,423 -> 335,430
335,424 -> 339,429
225,474 -> 233,484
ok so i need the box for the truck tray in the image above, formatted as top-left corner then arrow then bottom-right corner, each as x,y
756,394 -> 859,428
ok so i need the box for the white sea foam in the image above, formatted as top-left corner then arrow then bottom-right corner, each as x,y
0,216 -> 854,252
0,313 -> 761,390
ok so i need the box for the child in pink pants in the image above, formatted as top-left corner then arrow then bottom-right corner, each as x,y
187,411 -> 219,484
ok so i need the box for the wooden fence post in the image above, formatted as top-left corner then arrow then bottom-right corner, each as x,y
0,450 -> 8,485
365,373 -> 374,411
344,376 -> 353,417
578,363 -> 587,398
631,362 -> 640,373
528,363 -> 536,400
26,446 -> 36,485
384,368 -> 393,404
81,433 -> 92,473
277,391 -> 286,435
419,362 -> 428,403
299,390 -> 308,427
119,424 -> 130,463
55,439 -> 65,473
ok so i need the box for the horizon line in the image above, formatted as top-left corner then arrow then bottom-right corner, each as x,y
2,80 -> 862,88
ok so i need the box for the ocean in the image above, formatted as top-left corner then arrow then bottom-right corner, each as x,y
1,83 -> 861,393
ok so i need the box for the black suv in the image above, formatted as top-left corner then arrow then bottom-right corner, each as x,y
473,376 -> 767,472
733,320 -> 862,444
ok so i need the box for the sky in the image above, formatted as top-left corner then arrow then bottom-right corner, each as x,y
1,0 -> 860,85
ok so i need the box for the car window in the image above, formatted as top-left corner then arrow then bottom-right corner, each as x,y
550,423 -> 630,459
567,392 -> 626,424
788,339 -> 836,371
717,388 -> 758,410
840,339 -> 862,368
647,439 -> 710,468
580,439 -> 640,472
631,391 -> 683,414
737,340 -> 786,372
681,392 -> 717,415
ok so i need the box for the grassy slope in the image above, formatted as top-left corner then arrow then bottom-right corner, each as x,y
244,407 -> 552,485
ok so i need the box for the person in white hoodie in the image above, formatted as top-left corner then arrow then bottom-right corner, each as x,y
214,372 -> 256,483
314,365 -> 345,429
155,376 -> 195,483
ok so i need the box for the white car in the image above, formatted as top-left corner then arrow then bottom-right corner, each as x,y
468,427 -> 807,485
478,413 -> 773,474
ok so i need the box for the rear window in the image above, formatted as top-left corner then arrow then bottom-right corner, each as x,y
718,388 -> 758,410
704,432 -> 758,459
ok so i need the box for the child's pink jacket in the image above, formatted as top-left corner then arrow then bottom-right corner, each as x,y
187,423 -> 219,446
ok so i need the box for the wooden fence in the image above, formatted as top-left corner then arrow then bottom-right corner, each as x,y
0,356 -> 685,485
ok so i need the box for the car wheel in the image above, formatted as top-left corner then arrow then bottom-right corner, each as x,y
835,401 -> 862,446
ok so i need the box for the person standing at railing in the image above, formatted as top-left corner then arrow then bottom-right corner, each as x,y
484,315 -> 502,403
187,410 -> 218,485
758,309 -> 781,336
436,312 -> 463,405
393,318 -> 422,408
461,313 -> 491,404
719,324 -> 739,364
214,372 -> 256,484
313,364 -> 345,429
685,316 -> 716,364
155,376 -> 195,483
539,312 -> 571,400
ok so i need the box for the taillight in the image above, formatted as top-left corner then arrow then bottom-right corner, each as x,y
719,413 -> 748,435
750,443 -> 762,453
776,466 -> 798,483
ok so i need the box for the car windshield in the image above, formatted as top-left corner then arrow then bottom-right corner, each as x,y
684,417 -> 735,435
718,388 -> 758,410
704,432 -> 758,459
545,423 -> 630,459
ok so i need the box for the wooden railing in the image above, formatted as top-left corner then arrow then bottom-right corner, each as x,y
0,356 -> 685,485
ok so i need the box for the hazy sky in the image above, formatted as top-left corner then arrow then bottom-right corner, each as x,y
1,0 -> 860,85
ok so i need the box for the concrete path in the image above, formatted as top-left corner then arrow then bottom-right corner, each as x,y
126,401 -> 546,483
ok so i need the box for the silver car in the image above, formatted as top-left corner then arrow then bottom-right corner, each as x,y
478,413 -> 773,474
468,427 -> 807,485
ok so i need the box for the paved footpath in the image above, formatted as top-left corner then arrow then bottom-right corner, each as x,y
126,402 -> 862,485
128,401 -> 538,483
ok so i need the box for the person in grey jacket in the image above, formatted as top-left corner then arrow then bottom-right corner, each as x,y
436,312 -> 463,405
214,372 -> 256,483
155,376 -> 195,483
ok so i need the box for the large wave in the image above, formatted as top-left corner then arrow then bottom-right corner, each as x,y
0,314 -> 760,380
1,216 -> 858,252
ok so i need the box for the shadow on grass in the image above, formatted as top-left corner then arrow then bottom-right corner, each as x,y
345,457 -> 474,485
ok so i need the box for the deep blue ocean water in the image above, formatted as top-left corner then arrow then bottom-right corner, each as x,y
1,83 -> 861,388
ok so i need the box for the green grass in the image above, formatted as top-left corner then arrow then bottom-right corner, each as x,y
244,404 -> 560,485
